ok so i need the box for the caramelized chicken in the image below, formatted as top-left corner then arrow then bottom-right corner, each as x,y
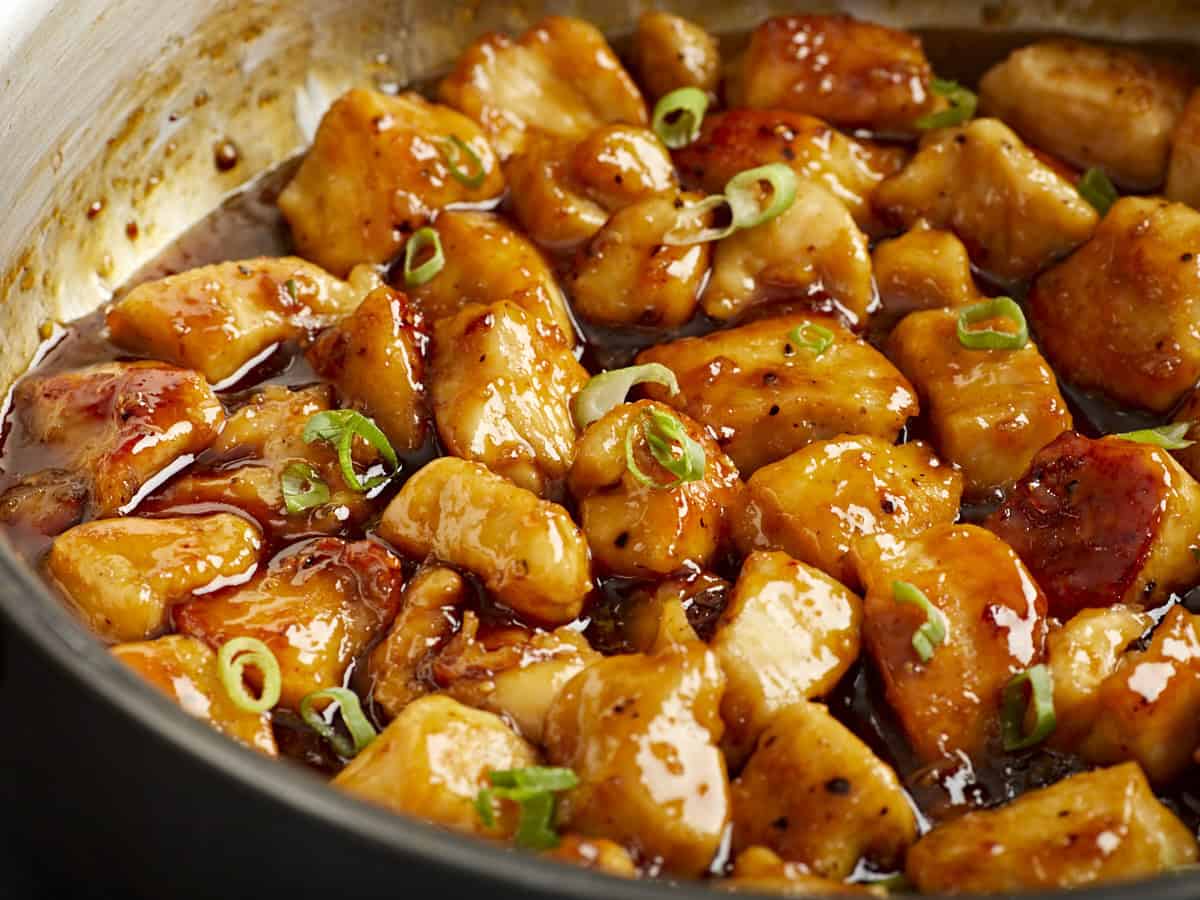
0,469 -> 89,537
871,227 -> 983,331
1167,88 -> 1200,207
545,835 -> 637,877
722,847 -> 875,896
632,12 -> 720,101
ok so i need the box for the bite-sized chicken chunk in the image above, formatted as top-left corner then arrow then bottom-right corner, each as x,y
986,432 -> 1200,619
113,635 -> 276,756
568,400 -> 741,578
721,847 -> 875,896
733,437 -> 961,590
107,258 -> 359,383
175,537 -> 403,709
855,524 -> 1049,763
378,457 -> 591,625
0,469 -> 89,537
874,119 -> 1099,282
731,702 -> 917,880
1167,89 -> 1200,207
637,314 -> 918,475
979,40 -> 1192,190
278,89 -> 506,276
333,694 -> 539,836
712,551 -> 862,764
906,763 -> 1198,892
431,300 -> 587,498
871,227 -> 982,331
545,835 -> 637,877
438,15 -> 647,160
1029,197 -> 1200,413
632,11 -> 720,101
544,643 -> 729,877
888,308 -> 1072,500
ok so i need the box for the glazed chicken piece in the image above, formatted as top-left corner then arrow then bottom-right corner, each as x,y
278,89 -> 505,276
721,847 -> 876,896
1029,197 -> 1200,414
544,835 -> 637,878
986,432 -> 1200,619
175,537 -> 403,709
855,524 -> 1049,763
113,635 -> 277,756
568,400 -> 741,578
438,15 -> 647,160
544,642 -> 729,877
431,300 -> 587,498
871,227 -> 983,331
377,457 -> 591,626
0,469 -> 90,537
873,119 -> 1099,282
979,40 -> 1192,190
107,257 -> 360,384
1167,89 -> 1200,207
632,11 -> 720,101
637,314 -> 918,475
906,763 -> 1198,892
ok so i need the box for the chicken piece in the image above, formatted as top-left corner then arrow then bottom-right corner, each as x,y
544,643 -> 729,877
1171,387 -> 1200,480
637,314 -> 918,475
568,400 -> 741,578
0,469 -> 89,537
439,15 -> 647,160
721,847 -> 875,896
1167,89 -> 1200,207
632,12 -> 720,101
712,551 -> 862,765
15,361 -> 223,518
874,119 -> 1099,282
278,89 -> 505,276
431,300 -> 587,498
333,694 -> 539,836
544,835 -> 637,877
887,308 -> 1073,500
733,436 -> 961,590
175,537 -> 403,709
1029,197 -> 1200,414
113,635 -> 276,756
378,458 -> 591,626
855,524 -> 1049,763
906,763 -> 1198,892
871,227 -> 982,331
107,258 -> 358,384
979,40 -> 1192,191
986,432 -> 1200,620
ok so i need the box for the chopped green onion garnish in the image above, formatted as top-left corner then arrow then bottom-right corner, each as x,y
916,78 -> 978,130
474,766 -> 579,850
624,407 -> 706,489
652,86 -> 709,150
281,461 -> 330,514
217,637 -> 282,714
1001,663 -> 1056,751
789,322 -> 835,357
956,297 -> 1028,350
892,581 -> 946,664
303,409 -> 398,492
299,687 -> 378,758
1078,168 -> 1119,217
283,278 -> 299,300
1115,422 -> 1195,450
662,194 -> 737,246
438,135 -> 486,189
403,226 -> 444,287
725,163 -> 799,231
571,364 -> 680,430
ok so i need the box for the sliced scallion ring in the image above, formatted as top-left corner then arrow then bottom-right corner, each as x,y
438,134 -> 486,189
1077,168 -> 1119,217
403,226 -> 445,287
916,78 -> 978,130
299,687 -> 378,758
789,322 -> 835,357
281,461 -> 331,514
571,363 -> 679,430
652,86 -> 709,150
662,194 -> 737,246
1115,422 -> 1196,450
624,407 -> 706,489
892,581 -> 946,664
956,298 -> 1029,351
474,766 -> 579,850
303,409 -> 398,492
725,163 -> 799,231
217,637 -> 282,714
1001,663 -> 1056,751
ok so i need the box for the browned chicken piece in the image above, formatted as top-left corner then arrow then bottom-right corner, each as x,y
873,119 -> 1099,282
438,15 -> 647,160
871,227 -> 982,331
568,400 -> 741,578
46,513 -> 261,644
906,763 -> 1199,892
712,551 -> 862,765
979,40 -> 1192,190
1029,197 -> 1200,414
855,524 -> 1049,763
733,15 -> 938,135
16,361 -> 224,518
431,300 -> 587,498
637,314 -> 918,475
986,432 -> 1200,620
623,572 -> 730,652
1167,89 -> 1200,207
720,847 -> 877,896
334,695 -> 539,837
632,11 -> 721,101
887,308 -> 1073,501
107,258 -> 359,384
377,457 -> 591,626
544,643 -> 729,877
731,702 -> 917,880
175,537 -> 403,709
278,89 -> 505,276
544,835 -> 637,877
1172,386 -> 1200,480
0,469 -> 89,536
113,635 -> 277,756
733,436 -> 961,590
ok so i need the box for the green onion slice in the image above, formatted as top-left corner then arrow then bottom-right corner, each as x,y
956,297 -> 1029,350
303,409 -> 398,492
789,322 -> 835,357
438,135 -> 486,189
1116,422 -> 1196,450
916,78 -> 978,130
624,407 -> 706,489
403,226 -> 445,287
725,163 -> 799,231
571,364 -> 679,431
1001,663 -> 1056,751
217,637 -> 282,714
299,687 -> 378,758
281,461 -> 331,514
1078,168 -> 1118,217
474,766 -> 579,850
662,194 -> 737,246
652,86 -> 709,150
892,581 -> 946,663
